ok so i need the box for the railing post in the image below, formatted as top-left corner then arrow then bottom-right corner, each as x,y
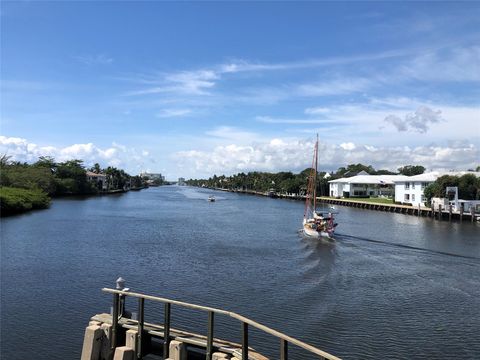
280,339 -> 288,360
137,298 -> 144,359
163,303 -> 171,359
111,292 -> 119,350
206,311 -> 214,360
242,322 -> 248,360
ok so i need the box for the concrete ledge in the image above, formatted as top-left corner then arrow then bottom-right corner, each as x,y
81,324 -> 103,360
169,340 -> 187,360
113,346 -> 134,360
100,323 -> 113,360
125,329 -> 138,352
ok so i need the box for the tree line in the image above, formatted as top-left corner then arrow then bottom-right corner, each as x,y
187,163 -> 480,202
186,163 -> 426,195
0,155 -> 148,215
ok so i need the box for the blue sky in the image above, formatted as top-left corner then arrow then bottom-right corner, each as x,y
1,1 -> 479,179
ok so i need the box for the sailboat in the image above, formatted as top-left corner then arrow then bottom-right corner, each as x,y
302,135 -> 337,239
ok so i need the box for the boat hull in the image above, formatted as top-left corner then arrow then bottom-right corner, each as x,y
302,219 -> 334,240
303,225 -> 333,239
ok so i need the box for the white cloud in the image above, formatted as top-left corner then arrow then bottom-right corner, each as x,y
127,69 -> 219,96
340,142 -> 356,151
173,136 -> 479,177
256,116 -> 337,124
205,126 -> 262,143
0,136 -> 151,174
401,46 -> 480,82
305,107 -> 331,115
297,77 -> 371,97
156,108 -> 192,118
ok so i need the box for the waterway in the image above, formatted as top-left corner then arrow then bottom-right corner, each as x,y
1,186 -> 479,359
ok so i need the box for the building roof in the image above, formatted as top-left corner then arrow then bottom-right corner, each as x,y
329,171 -> 480,185
86,171 -> 106,177
405,171 -> 480,182
328,175 -> 408,185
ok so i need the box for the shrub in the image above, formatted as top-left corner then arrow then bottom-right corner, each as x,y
0,187 -> 51,216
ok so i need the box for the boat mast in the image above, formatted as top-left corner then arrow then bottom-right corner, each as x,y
313,134 -> 318,211
303,136 -> 318,219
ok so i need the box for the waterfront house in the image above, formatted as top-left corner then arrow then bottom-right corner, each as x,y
328,175 -> 407,198
329,171 -> 480,208
86,171 -> 108,191
393,171 -> 480,207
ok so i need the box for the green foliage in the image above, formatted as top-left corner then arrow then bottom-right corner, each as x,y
423,174 -> 480,204
458,174 -> 479,200
55,159 -> 95,195
131,175 -> 147,188
1,162 -> 57,195
398,165 -> 426,176
335,163 -> 375,177
0,187 -> 50,215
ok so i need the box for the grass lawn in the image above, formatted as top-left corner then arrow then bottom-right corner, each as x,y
320,196 -> 395,205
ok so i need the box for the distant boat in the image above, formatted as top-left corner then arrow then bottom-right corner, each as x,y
208,195 -> 216,202
302,135 -> 338,239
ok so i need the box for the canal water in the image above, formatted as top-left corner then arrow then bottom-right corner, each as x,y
1,186 -> 479,359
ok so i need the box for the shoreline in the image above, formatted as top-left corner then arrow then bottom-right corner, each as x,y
203,186 -> 479,222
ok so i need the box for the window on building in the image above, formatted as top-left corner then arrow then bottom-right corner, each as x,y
421,182 -> 429,189
412,183 -> 415,189
412,194 -> 415,202
421,195 -> 425,203
405,182 -> 410,190
404,194 -> 410,201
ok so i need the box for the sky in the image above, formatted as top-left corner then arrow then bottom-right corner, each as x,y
1,1 -> 479,180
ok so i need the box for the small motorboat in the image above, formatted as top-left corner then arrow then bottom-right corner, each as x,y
208,195 -> 216,202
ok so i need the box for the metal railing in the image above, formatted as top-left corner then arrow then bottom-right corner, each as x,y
103,284 -> 341,360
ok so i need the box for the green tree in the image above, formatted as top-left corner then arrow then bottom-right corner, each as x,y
397,165 -> 425,176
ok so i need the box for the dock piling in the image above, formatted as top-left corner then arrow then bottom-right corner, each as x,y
242,322 -> 248,360
164,303 -> 171,359
207,311 -> 214,360
137,298 -> 144,359
280,339 -> 288,360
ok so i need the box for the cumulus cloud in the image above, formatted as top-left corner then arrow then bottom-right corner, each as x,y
173,137 -> 479,176
0,136 -> 150,174
340,142 -> 356,151
384,106 -> 443,133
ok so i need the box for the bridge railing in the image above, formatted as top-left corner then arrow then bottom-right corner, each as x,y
102,285 -> 341,360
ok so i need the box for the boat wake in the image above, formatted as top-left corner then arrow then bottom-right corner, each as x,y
337,233 -> 480,260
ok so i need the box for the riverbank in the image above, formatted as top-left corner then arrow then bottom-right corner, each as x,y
0,186 -> 51,216
0,185 -> 150,217
204,187 -> 479,222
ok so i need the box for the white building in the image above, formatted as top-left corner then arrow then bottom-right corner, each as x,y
329,174 -> 407,198
329,171 -> 480,208
140,172 -> 164,181
394,171 -> 480,207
